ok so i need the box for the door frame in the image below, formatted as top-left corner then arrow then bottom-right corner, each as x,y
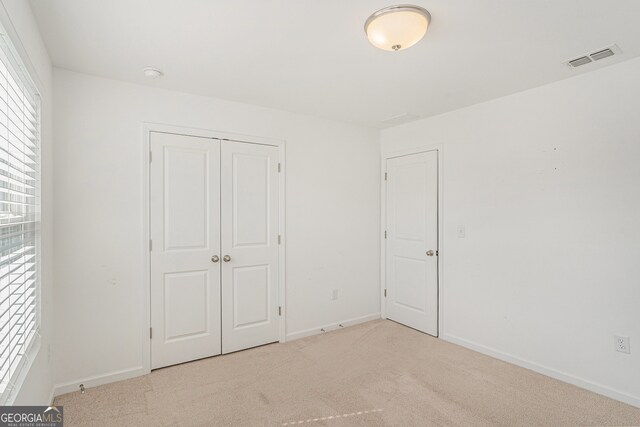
142,122 -> 287,373
380,143 -> 444,336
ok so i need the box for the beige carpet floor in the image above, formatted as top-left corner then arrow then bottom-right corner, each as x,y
54,320 -> 640,426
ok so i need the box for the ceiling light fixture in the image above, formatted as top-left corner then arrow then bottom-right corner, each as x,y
143,67 -> 163,79
364,5 -> 431,52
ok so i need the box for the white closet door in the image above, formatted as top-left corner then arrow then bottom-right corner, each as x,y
220,141 -> 280,353
150,132 -> 221,369
385,150 -> 438,336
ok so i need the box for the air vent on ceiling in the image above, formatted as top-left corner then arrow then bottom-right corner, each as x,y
568,56 -> 592,67
382,113 -> 420,126
565,44 -> 622,68
590,48 -> 615,61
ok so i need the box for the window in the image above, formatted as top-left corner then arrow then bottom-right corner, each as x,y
0,26 -> 41,398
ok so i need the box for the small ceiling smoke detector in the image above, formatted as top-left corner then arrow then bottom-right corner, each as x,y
365,5 -> 431,52
143,67 -> 163,79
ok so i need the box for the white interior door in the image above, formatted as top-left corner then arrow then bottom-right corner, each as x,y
220,141 -> 280,353
385,150 -> 438,336
150,132 -> 221,369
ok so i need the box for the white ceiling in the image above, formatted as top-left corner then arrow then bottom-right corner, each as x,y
29,0 -> 640,128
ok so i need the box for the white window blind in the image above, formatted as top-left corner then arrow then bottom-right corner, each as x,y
0,27 -> 41,398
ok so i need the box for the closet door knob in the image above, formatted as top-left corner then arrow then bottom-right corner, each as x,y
223,255 -> 231,262
426,250 -> 435,257
211,255 -> 219,263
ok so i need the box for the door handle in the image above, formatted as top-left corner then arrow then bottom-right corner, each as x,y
211,255 -> 220,263
426,250 -> 435,257
223,255 -> 231,262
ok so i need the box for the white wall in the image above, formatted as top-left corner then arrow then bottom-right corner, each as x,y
382,57 -> 640,407
52,69 -> 380,393
0,0 -> 54,404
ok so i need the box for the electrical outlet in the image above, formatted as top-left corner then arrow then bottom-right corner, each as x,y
331,289 -> 338,300
456,225 -> 466,238
615,335 -> 630,354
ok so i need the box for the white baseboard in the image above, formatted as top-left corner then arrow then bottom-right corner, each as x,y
286,313 -> 381,342
441,333 -> 640,409
52,315 -> 382,399
52,366 -> 148,398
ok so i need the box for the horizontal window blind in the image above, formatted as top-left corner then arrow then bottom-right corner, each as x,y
0,29 -> 40,398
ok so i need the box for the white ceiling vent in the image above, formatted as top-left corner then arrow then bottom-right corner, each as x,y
565,44 -> 622,68
568,56 -> 592,67
382,113 -> 421,126
590,48 -> 615,61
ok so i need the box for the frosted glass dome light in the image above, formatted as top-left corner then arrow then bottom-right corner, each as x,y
365,5 -> 431,52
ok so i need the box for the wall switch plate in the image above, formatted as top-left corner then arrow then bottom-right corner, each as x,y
331,289 -> 338,300
615,335 -> 630,354
456,225 -> 466,238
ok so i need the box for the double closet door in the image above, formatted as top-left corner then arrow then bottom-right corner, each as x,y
150,131 -> 280,369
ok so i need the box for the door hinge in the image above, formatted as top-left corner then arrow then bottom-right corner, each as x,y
384,289 -> 387,298
150,327 -> 153,339
278,234 -> 281,244
384,230 -> 387,239
278,306 -> 282,316
278,163 -> 281,173
149,239 -> 153,251
384,172 -> 387,181
149,151 -> 152,163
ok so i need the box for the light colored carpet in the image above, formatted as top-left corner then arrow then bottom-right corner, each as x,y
54,320 -> 640,426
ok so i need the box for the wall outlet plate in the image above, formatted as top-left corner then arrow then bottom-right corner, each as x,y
615,335 -> 630,354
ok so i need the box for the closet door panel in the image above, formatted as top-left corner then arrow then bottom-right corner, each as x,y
221,141 -> 279,353
150,132 -> 221,369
